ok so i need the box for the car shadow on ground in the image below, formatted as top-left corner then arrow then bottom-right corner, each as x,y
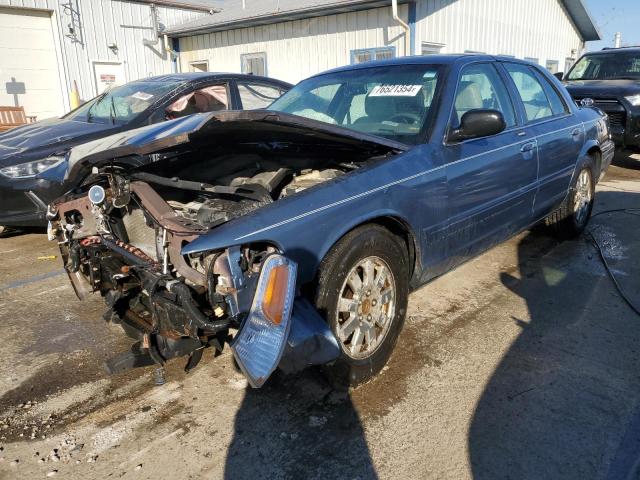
0,226 -> 45,238
223,368 -> 377,480
612,149 -> 640,171
468,189 -> 640,480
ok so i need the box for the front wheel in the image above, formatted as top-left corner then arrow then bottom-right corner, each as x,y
544,165 -> 594,239
314,225 -> 409,388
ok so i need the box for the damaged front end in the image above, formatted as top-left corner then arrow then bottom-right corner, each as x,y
46,111 -> 406,386
48,171 -> 339,387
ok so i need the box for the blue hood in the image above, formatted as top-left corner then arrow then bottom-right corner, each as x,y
0,116 -> 120,167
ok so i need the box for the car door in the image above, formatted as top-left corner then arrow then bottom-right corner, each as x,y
501,62 -> 582,219
444,62 -> 538,262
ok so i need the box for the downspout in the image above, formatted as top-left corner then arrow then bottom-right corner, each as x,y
392,0 -> 411,56
142,3 -> 160,47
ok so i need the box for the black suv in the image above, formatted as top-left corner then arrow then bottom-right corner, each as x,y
563,47 -> 640,149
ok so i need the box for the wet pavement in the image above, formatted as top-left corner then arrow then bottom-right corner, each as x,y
0,152 -> 639,479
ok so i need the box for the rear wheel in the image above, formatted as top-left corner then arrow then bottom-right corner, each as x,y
314,225 -> 409,387
544,165 -> 594,239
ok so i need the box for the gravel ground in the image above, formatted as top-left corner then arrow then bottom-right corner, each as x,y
0,152 -> 639,480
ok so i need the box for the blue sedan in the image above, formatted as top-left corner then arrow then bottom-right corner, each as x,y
49,55 -> 615,388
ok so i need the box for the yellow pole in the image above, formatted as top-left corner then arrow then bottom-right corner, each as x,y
70,80 -> 81,110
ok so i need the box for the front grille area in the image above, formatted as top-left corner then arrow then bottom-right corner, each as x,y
607,111 -> 626,128
572,96 -> 627,129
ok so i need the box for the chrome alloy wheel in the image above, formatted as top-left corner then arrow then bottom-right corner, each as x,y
574,169 -> 592,225
336,256 -> 396,359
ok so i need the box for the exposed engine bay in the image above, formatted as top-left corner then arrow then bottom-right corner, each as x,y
48,143 -> 361,386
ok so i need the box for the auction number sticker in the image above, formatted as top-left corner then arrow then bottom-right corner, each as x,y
131,91 -> 154,101
369,84 -> 422,97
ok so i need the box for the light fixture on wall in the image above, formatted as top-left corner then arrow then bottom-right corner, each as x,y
108,42 -> 119,54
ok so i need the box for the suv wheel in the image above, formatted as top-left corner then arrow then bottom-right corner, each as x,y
314,225 -> 409,387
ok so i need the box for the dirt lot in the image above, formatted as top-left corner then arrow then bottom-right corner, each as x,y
0,153 -> 639,480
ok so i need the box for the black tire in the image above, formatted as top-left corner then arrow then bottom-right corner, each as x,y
544,164 -> 595,239
314,225 -> 409,388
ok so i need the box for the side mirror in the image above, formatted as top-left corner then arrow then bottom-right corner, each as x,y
449,109 -> 506,142
553,72 -> 564,81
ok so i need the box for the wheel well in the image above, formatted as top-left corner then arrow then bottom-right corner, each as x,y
351,216 -> 418,281
587,146 -> 602,177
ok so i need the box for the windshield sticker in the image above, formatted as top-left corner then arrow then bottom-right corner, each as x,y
369,84 -> 422,97
131,91 -> 154,101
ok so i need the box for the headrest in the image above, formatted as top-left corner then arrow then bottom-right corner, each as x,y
455,81 -> 483,111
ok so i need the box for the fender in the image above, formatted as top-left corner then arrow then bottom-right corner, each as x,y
182,145 -> 445,285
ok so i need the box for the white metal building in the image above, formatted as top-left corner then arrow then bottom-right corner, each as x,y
0,0 -> 213,120
168,0 -> 600,85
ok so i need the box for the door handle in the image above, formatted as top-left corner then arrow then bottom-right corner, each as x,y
571,128 -> 582,137
520,142 -> 536,153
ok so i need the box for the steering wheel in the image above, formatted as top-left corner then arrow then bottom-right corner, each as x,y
389,112 -> 421,124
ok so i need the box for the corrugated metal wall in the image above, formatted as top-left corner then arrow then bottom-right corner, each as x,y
177,0 -> 585,84
0,0 -> 206,112
178,5 -> 410,84
415,0 -> 583,67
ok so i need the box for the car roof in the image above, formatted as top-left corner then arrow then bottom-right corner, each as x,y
142,72 -> 293,88
582,47 -> 640,56
308,54 -> 541,78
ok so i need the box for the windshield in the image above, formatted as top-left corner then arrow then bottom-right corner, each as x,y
567,52 -> 640,80
65,80 -> 185,124
269,64 -> 441,144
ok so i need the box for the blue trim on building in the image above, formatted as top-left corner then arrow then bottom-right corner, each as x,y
408,1 -> 416,56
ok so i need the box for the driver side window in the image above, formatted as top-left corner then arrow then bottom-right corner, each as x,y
166,84 -> 229,120
454,63 -> 516,128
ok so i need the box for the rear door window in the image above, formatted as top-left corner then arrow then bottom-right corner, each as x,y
237,83 -> 286,109
453,63 -> 516,128
504,63 -> 557,122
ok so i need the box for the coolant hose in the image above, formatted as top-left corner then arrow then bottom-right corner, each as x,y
167,281 -> 230,334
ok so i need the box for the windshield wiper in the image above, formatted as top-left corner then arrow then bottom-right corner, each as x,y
86,90 -> 110,123
110,96 -> 116,125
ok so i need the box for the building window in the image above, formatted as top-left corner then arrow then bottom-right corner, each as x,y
189,61 -> 209,72
350,47 -> 395,64
241,52 -> 267,76
524,57 -> 539,65
421,42 -> 445,55
546,60 -> 560,73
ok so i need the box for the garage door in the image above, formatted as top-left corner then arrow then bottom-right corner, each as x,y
0,7 -> 64,121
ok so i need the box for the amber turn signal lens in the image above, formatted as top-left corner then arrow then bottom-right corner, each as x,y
261,264 -> 289,325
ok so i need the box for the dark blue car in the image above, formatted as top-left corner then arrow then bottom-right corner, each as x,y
0,72 -> 291,233
49,55 -> 614,388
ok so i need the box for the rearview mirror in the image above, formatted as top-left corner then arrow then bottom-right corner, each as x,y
553,72 -> 564,81
449,109 -> 506,143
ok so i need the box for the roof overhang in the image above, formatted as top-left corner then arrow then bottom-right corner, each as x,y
128,0 -> 220,14
166,0 -> 410,37
561,0 -> 600,42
